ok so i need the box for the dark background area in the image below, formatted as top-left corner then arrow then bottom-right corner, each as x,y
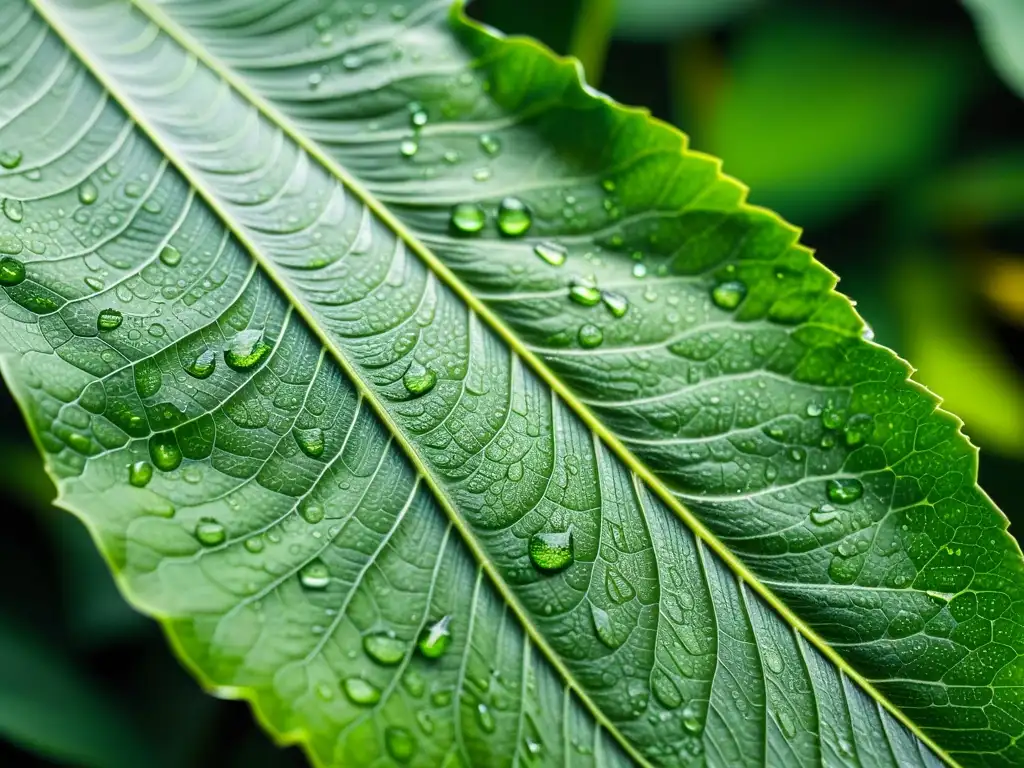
3,0 -> 1022,765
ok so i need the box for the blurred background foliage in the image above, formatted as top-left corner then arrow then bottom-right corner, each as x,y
3,0 -> 1023,765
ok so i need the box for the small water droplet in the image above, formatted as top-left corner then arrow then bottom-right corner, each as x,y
763,646 -> 784,674
399,138 -> 419,157
577,323 -> 603,348
601,290 -> 629,317
128,460 -> 153,487
529,530 -> 573,573
300,560 -> 331,590
806,402 -> 823,417
294,427 -> 325,458
476,702 -> 496,733
569,279 -> 601,306
821,406 -> 845,430
0,149 -> 23,169
843,413 -> 872,447
159,245 -> 181,266
307,71 -> 323,89
450,202 -> 486,234
605,568 -> 635,604
479,134 -> 501,156
343,677 -> 381,706
78,181 -> 98,205
97,308 -> 123,331
148,432 -> 182,472
363,632 -> 406,665
826,478 -> 863,504
681,701 -> 704,735
409,105 -> 428,128
195,517 -> 226,546
403,363 -> 437,396
418,615 -> 452,659
342,53 -> 363,70
244,536 -> 264,553
632,263 -> 647,278
809,505 -> 838,525
533,241 -> 566,266
3,198 -> 23,222
224,329 -> 272,371
300,499 -> 325,524
84,276 -> 104,291
590,603 -> 620,648
711,280 -> 747,310
184,348 -> 217,379
497,197 -> 531,237
0,256 -> 25,286
472,167 -> 492,182
385,726 -> 416,763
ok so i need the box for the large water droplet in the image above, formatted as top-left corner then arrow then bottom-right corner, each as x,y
403,363 -> 436,396
577,323 -> 604,348
569,279 -> 601,306
479,134 -> 501,156
363,632 -> 406,666
399,138 -> 419,158
711,280 -> 747,310
681,701 -> 704,735
97,308 -> 123,331
809,505 -> 838,525
128,460 -> 153,488
3,198 -> 23,223
385,726 -> 416,763
533,241 -> 566,266
224,329 -> 272,371
843,413 -> 872,447
195,518 -> 226,546
529,530 -> 573,573
294,427 -> 325,458
0,256 -> 25,286
418,615 -> 452,659
450,202 -> 485,234
244,536 -> 264,553
300,560 -> 331,590
159,245 -> 181,267
78,181 -> 98,205
826,478 -> 863,504
497,197 -> 531,237
0,149 -> 23,169
601,291 -> 629,318
149,433 -> 182,472
476,703 -> 496,733
183,348 -> 216,379
343,677 -> 381,706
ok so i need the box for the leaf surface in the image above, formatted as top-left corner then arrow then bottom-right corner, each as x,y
1,1 -> 1022,766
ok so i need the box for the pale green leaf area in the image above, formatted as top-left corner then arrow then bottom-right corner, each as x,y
615,0 -> 761,41
701,13 -> 975,225
963,0 -> 1024,99
0,1 -> 1021,767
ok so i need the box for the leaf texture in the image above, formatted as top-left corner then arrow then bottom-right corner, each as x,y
0,1 -> 1020,766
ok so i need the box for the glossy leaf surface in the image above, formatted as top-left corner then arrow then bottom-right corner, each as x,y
1,1 -> 1021,766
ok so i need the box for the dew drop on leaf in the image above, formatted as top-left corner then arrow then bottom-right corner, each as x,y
159,245 -> 181,266
84,276 -> 104,291
632,262 -> 647,278
363,632 -> 406,666
244,536 -> 264,554
605,568 -> 635,604
569,280 -> 601,307
418,615 -> 452,659
343,677 -> 381,706
0,149 -> 22,169
294,426 -> 325,458
194,517 -> 226,547
533,241 -> 566,266
711,280 -> 747,310
809,505 -> 838,525
403,363 -> 436,396
96,308 -> 123,331
476,703 -> 496,733
577,323 -> 603,348
528,530 -> 573,573
590,603 -> 621,649
128,460 -> 153,488
826,478 -> 864,504
224,329 -> 272,371
821,406 -> 845,430
399,138 -> 418,157
78,181 -> 98,205
148,432 -> 182,472
450,202 -> 486,234
843,413 -> 872,446
300,500 -> 325,524
497,197 -> 531,237
0,256 -> 25,286
3,198 -> 23,223
601,290 -> 629,318
300,560 -> 331,590
762,646 -> 784,674
184,348 -> 217,379
385,726 -> 416,763
479,133 -> 501,156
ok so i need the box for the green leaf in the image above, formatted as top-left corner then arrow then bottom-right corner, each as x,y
0,1 -> 1020,766
615,0 -> 761,40
963,0 -> 1024,98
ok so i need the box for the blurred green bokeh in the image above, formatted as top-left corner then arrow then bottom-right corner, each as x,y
4,0 -> 1023,765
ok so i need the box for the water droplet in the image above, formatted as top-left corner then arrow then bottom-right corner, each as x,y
342,53 -> 363,70
529,530 -> 573,573
533,241 -> 566,266
300,560 -> 330,589
294,427 -> 325,458
843,413 -> 872,446
809,505 -> 838,525
363,632 -> 406,665
418,615 -> 452,659
476,702 -> 496,733
601,291 -> 629,317
497,197 -> 531,237
78,181 -> 98,205
403,363 -> 436,396
806,402 -> 823,417
826,478 -> 863,504
224,329 -> 272,371
569,280 -> 601,306
711,280 -> 747,310
128,460 -> 153,487
307,71 -> 323,89
479,134 -> 501,156
0,149 -> 23,169
343,677 -> 381,706
590,604 -> 620,648
681,701 -> 704,735
84,276 -> 104,291
632,263 -> 647,278
450,202 -> 486,234
506,461 -> 524,481
605,568 -> 635,604
385,726 -> 416,763
3,198 -> 23,222
409,107 -> 428,128
763,646 -> 784,674
821,406 -> 845,430
0,257 -> 25,286
472,167 -> 491,182
159,245 -> 181,266
244,536 -> 264,553
0,234 -> 22,255
399,138 -> 418,157
148,433 -> 182,472
195,518 -> 226,546
577,323 -> 603,348
184,348 -> 217,379
97,308 -> 123,331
